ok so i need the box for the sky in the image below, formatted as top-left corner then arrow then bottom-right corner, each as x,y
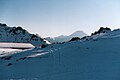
0,0 -> 120,37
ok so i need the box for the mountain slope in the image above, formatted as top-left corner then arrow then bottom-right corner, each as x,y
0,23 -> 49,48
0,28 -> 120,80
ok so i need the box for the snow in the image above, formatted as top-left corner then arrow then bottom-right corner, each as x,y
27,52 -> 49,57
1,28 -> 120,80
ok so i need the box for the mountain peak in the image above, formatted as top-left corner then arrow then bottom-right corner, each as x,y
69,30 -> 87,37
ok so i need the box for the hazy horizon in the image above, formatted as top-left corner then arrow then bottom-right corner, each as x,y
0,0 -> 120,37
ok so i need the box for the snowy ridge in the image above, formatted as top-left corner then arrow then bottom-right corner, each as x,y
92,28 -> 120,39
80,27 -> 120,41
0,23 -> 49,48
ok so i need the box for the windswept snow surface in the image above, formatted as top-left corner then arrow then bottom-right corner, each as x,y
1,29 -> 120,80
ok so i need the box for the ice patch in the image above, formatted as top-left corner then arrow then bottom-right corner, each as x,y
0,48 -> 22,57
27,52 -> 49,57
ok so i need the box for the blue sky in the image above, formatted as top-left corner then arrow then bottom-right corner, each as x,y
0,0 -> 120,37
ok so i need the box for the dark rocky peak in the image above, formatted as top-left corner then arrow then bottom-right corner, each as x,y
9,26 -> 27,35
91,27 -> 111,35
0,23 -> 7,27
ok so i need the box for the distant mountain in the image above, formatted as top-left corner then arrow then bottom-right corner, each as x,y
69,31 -> 87,37
0,23 -> 49,48
45,31 -> 87,43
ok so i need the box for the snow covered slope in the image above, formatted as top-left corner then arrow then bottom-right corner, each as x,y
1,27 -> 120,80
0,23 -> 49,48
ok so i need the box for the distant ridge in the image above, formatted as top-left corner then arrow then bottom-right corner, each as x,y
45,30 -> 87,43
